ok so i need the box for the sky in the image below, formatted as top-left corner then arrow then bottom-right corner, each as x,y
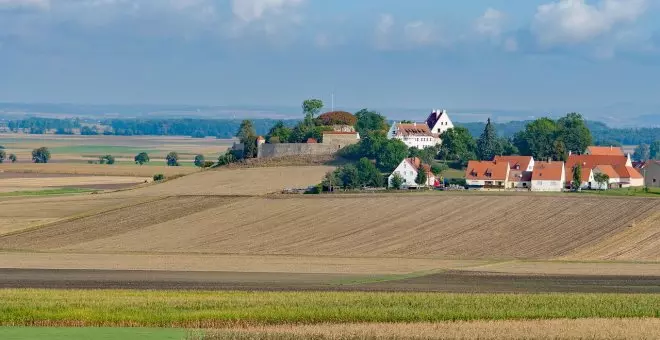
1,0 -> 660,116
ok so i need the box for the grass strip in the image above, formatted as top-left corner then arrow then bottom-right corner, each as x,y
0,327 -> 187,340
0,289 -> 659,327
0,188 -> 96,197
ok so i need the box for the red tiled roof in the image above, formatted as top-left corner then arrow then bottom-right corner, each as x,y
595,165 -> 619,179
395,123 -> 435,137
587,146 -> 625,156
532,161 -> 564,181
494,156 -> 533,171
465,161 -> 509,181
565,155 -> 640,181
306,138 -> 318,143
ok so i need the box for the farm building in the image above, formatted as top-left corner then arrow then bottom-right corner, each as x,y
387,109 -> 454,149
642,161 -> 660,188
464,160 -> 510,190
531,161 -> 566,192
388,157 -> 436,189
585,146 -> 625,156
495,156 -> 535,189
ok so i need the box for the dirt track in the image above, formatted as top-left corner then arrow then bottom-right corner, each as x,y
2,268 -> 660,293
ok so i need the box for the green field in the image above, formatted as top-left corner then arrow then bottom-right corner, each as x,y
0,328 -> 187,340
1,290 -> 659,327
0,188 -> 96,197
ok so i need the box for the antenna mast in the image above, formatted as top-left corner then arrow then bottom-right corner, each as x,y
331,92 -> 335,111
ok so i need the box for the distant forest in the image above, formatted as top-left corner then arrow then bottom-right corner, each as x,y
1,117 -> 659,145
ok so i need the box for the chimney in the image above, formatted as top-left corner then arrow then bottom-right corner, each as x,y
442,109 -> 447,115
569,151 -> 572,156
548,158 -> 551,163
413,122 -> 417,127
610,145 -> 613,150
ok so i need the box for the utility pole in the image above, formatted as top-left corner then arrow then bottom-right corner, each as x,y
331,92 -> 335,112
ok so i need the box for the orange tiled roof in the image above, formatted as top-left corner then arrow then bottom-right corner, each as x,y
587,146 -> 625,156
595,165 -> 619,179
532,161 -> 564,181
566,155 -> 640,181
494,156 -> 533,171
465,160 -> 509,181
395,123 -> 435,137
404,157 -> 434,177
306,138 -> 318,143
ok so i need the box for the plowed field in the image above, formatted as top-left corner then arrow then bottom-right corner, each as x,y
2,195 -> 658,260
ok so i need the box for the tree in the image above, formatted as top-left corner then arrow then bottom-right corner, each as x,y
415,168 -> 428,187
166,152 -> 180,166
236,120 -> 256,143
354,109 -> 388,135
431,163 -> 448,176
390,172 -> 404,190
556,113 -> 592,155
153,174 -> 165,181
217,150 -> 237,166
267,121 -> 292,143
31,147 -> 51,163
651,141 -> 660,160
9,153 -> 17,163
513,118 -> 559,160
633,143 -> 651,162
438,127 -> 477,166
316,111 -> 357,126
242,135 -> 259,159
594,172 -> 610,191
0,149 -> 5,163
134,152 -> 150,165
418,146 -> 439,165
499,138 -> 519,156
572,164 -> 582,191
376,139 -> 409,172
338,165 -> 359,190
356,157 -> 383,188
99,155 -> 115,165
302,99 -> 324,121
476,118 -> 501,160
194,154 -> 205,167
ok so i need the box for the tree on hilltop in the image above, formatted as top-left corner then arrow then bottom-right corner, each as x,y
31,147 -> 50,163
134,152 -> 150,165
166,152 -> 180,166
302,99 -> 324,121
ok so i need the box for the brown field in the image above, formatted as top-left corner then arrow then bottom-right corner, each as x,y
207,319 -> 660,340
2,195 -> 656,260
0,172 -> 147,192
0,162 -> 199,177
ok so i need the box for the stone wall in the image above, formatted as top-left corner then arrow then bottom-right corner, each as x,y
257,143 -> 341,159
323,134 -> 359,148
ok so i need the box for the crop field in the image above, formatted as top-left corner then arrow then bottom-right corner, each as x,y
2,195 -> 657,261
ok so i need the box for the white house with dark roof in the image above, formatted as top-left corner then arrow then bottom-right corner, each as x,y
387,109 -> 453,149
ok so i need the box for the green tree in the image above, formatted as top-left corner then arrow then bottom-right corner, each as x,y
267,121 -> 292,143
633,143 -> 651,162
217,150 -> 237,166
556,112 -> 593,155
0,149 -> 5,163
99,155 -> 115,165
594,172 -> 610,191
356,157 -> 384,188
242,135 -> 259,159
9,153 -> 17,163
415,167 -> 428,187
418,146 -> 439,165
438,127 -> 477,166
166,152 -> 180,166
476,118 -> 501,160
153,173 -> 165,181
302,99 -> 324,121
499,137 -> 519,156
513,118 -> 559,160
354,109 -> 388,135
31,147 -> 51,163
134,152 -> 150,165
376,139 -> 408,172
431,163 -> 448,176
338,165 -> 359,190
236,120 -> 257,143
650,141 -> 660,160
194,154 -> 205,167
390,172 -> 404,190
572,164 -> 582,191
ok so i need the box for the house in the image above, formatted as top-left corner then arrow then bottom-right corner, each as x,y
387,109 -> 454,149
388,157 -> 436,189
464,160 -> 510,190
495,156 -> 535,189
585,146 -> 625,156
593,165 -> 620,189
565,154 -> 644,189
642,161 -> 660,188
531,161 -> 566,192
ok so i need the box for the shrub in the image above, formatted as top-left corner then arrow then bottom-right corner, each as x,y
153,174 -> 165,181
31,147 -> 51,163
316,111 -> 357,126
9,153 -> 17,163
202,161 -> 215,168
135,152 -> 150,165
99,155 -> 115,165
166,152 -> 180,166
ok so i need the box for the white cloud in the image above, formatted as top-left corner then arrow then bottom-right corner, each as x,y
375,14 -> 443,50
532,0 -> 648,47
374,13 -> 394,50
403,21 -> 439,46
0,0 -> 49,10
231,0 -> 304,22
475,8 -> 505,39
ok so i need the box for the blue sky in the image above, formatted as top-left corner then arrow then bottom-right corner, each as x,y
1,0 -> 660,116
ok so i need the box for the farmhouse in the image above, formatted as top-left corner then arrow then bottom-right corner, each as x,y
494,156 -> 535,189
531,161 -> 566,192
388,157 -> 436,189
465,160 -> 510,190
387,109 -> 454,149
585,146 -> 625,156
565,154 -> 643,189
642,161 -> 660,188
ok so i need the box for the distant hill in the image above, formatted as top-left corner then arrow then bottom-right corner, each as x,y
457,120 -> 660,145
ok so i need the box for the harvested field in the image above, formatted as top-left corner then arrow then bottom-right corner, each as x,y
1,195 -> 658,261
206,319 -> 660,340
129,166 -> 334,196
0,174 -> 147,192
0,163 -> 198,177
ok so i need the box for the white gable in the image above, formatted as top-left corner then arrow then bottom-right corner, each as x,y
429,109 -> 454,135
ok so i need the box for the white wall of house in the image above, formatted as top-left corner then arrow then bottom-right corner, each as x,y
429,110 -> 454,135
466,179 -> 508,190
509,181 -> 531,189
580,170 -> 596,190
399,135 -> 440,149
531,167 -> 565,192
628,177 -> 645,187
389,159 -> 436,188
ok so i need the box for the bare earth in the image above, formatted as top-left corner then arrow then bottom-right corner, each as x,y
210,319 -> 660,340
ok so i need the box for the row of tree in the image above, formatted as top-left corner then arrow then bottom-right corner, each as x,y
0,146 -> 17,163
633,141 -> 660,162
